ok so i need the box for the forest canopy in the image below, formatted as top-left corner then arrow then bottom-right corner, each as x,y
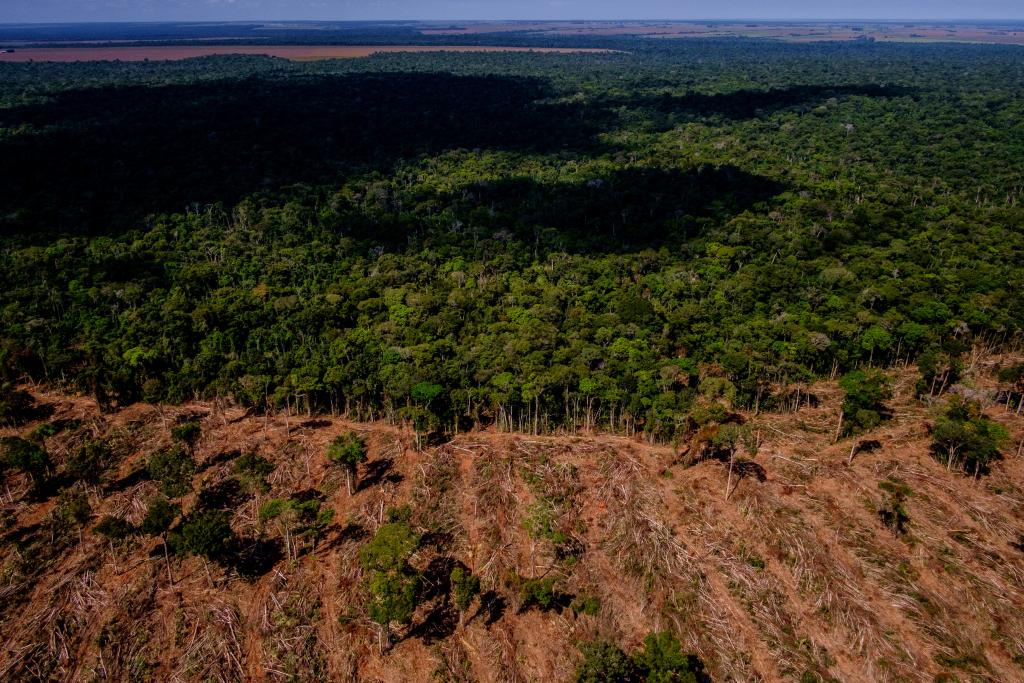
1,38 -> 1022,440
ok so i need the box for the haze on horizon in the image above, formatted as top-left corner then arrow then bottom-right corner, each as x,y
1,1 -> 1023,24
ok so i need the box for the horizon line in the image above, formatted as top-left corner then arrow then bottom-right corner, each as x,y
3,18 -> 1024,26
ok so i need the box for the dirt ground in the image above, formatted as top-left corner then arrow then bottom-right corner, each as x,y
1,358 -> 1023,681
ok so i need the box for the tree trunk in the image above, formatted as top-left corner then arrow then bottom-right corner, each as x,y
163,536 -> 174,586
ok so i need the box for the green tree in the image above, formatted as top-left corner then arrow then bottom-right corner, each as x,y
141,495 -> 180,585
94,515 -> 135,544
49,488 -> 91,544
635,631 -> 705,683
838,370 -> 891,438
931,397 -> 1007,476
66,439 -> 112,485
235,452 -> 275,494
259,497 -> 334,560
360,521 -> 420,652
450,565 -> 481,626
327,432 -> 368,496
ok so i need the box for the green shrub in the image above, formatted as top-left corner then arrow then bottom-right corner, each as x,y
575,632 -> 705,683
147,446 -> 195,498
95,515 -> 135,543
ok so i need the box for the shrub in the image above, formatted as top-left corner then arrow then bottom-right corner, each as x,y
877,480 -> 912,535
575,632 -> 706,683
95,515 -> 135,543
170,420 -> 201,453
234,452 -> 274,493
180,509 -> 234,561
147,445 -> 195,498
1,436 -> 51,495
140,496 -> 179,537
66,439 -> 113,484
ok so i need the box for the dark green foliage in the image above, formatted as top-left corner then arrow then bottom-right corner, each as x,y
140,496 -> 180,537
359,521 -> 419,574
0,384 -> 37,426
48,488 -> 91,540
327,432 -> 368,494
360,521 -> 421,645
878,481 -> 912,535
1,435 -> 51,492
367,569 -> 419,627
146,446 -> 195,498
520,575 -> 560,610
234,451 -> 274,493
179,509 -> 234,561
65,439 -> 112,484
569,594 -> 601,616
576,641 -> 642,682
575,632 -> 706,683
636,631 -> 706,683
170,420 -> 201,453
259,497 -> 333,541
94,515 -> 135,543
931,397 -> 1007,475
1,38 -> 1023,444
450,566 -> 481,614
839,370 -> 891,437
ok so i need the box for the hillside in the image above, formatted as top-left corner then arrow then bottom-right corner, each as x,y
2,358 -> 1022,682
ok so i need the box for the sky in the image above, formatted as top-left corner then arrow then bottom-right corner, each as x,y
2,1 -> 1023,24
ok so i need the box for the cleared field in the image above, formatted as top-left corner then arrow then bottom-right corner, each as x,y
423,20 -> 1024,45
0,44 -> 614,62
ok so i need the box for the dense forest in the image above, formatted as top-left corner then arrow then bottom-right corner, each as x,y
1,38 -> 1023,442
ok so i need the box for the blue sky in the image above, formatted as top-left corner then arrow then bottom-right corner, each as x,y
2,1 -> 1023,24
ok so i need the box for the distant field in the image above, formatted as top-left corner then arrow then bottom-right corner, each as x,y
423,20 -> 1024,44
0,44 -> 614,62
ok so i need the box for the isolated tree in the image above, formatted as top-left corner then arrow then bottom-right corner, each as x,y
170,420 -> 201,455
360,521 -> 420,652
141,495 -> 181,584
575,632 -> 705,683
575,641 -> 641,683
450,566 -> 481,626
235,452 -> 275,494
931,396 -> 1007,476
838,370 -> 891,438
94,515 -> 134,544
180,509 -> 235,585
635,631 -> 705,683
259,497 -> 334,560
49,488 -> 91,544
327,432 -> 367,495
1,436 -> 51,497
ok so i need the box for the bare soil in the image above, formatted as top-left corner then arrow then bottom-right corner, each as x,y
1,359 -> 1023,681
